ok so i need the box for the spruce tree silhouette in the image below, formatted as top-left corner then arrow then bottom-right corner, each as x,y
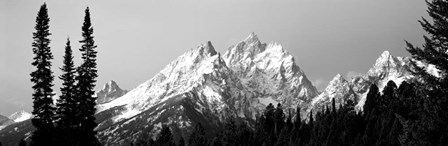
29,3 -> 56,145
404,0 -> 448,144
74,7 -> 100,146
54,38 -> 77,145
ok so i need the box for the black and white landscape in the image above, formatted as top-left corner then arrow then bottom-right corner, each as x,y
1,0 -> 447,146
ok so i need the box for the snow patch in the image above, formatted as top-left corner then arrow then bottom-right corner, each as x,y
258,97 -> 279,106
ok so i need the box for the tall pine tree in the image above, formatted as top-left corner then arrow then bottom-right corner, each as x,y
30,3 -> 56,145
188,123 -> 207,146
156,125 -> 174,146
404,0 -> 448,144
55,38 -> 77,145
74,7 -> 100,145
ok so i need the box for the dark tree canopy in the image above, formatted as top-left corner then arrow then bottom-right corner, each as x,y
30,3 -> 56,145
156,125 -> 174,146
188,123 -> 207,146
54,38 -> 77,145
73,7 -> 100,146
404,0 -> 448,145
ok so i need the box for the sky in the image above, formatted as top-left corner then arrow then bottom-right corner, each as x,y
0,0 -> 427,116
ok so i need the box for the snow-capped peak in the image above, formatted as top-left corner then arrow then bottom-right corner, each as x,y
102,80 -> 120,92
307,73 -> 353,117
199,41 -> 217,56
326,74 -> 346,89
8,110 -> 32,123
371,51 -> 396,70
244,32 -> 260,44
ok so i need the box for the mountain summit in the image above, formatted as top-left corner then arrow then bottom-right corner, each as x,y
96,80 -> 128,104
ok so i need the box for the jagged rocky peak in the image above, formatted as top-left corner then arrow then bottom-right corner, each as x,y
326,74 -> 352,97
224,33 -> 301,74
322,74 -> 349,95
223,33 -> 318,111
328,74 -> 346,86
310,74 -> 351,106
200,41 -> 217,56
223,33 -> 265,66
187,41 -> 217,59
366,51 -> 412,89
244,32 -> 262,46
96,80 -> 128,104
368,51 -> 403,76
102,80 -> 120,92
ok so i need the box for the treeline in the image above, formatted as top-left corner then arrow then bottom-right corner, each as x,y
27,3 -> 100,146
131,80 -> 426,146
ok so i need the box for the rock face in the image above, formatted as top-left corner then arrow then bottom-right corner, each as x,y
223,33 -> 318,117
96,80 -> 128,104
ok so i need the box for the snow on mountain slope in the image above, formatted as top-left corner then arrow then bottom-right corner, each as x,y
95,41 -> 245,145
0,111 -> 31,131
223,33 -> 318,114
96,80 -> 128,104
8,110 -> 32,123
96,41 -> 237,122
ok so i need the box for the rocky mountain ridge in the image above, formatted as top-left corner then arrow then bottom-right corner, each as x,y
0,33 -> 420,146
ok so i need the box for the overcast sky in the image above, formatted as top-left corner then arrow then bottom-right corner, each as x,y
0,0 -> 427,116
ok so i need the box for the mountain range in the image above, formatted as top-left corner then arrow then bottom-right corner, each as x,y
0,33 -> 424,145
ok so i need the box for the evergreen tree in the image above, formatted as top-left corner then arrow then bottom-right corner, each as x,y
178,136 -> 185,146
363,84 -> 380,114
274,103 -> 285,135
156,125 -> 174,146
309,111 -> 313,124
210,136 -> 222,146
135,128 -> 152,146
188,123 -> 207,146
54,38 -> 76,145
74,7 -> 99,145
29,3 -> 56,145
405,0 -> 448,144
18,139 -> 26,146
293,106 -> 301,130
